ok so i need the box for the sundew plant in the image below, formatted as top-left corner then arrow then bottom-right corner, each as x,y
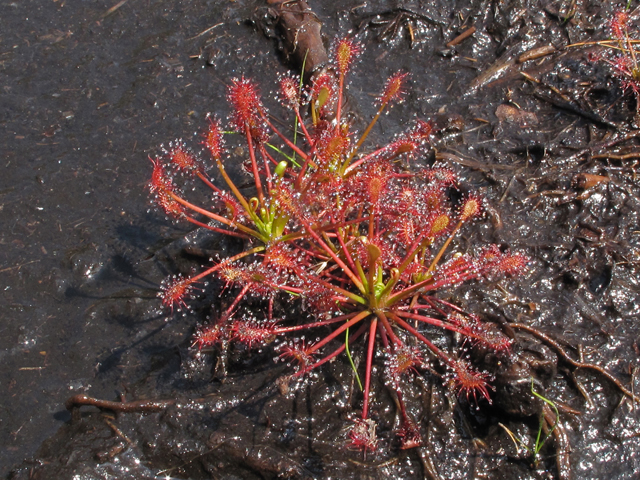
148,37 -> 527,450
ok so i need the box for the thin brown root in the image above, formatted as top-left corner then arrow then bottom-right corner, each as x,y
510,323 -> 640,403
66,394 -> 176,413
104,418 -> 133,445
543,404 -> 571,480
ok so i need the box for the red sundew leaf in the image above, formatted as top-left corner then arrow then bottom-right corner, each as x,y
419,183 -> 448,212
213,190 -> 244,224
383,138 -> 419,161
299,281 -> 341,314
160,275 -> 194,311
477,246 -> 529,278
424,166 -> 457,187
314,126 -> 351,169
149,156 -> 170,194
231,320 -> 278,349
610,9 -> 630,41
379,72 -> 410,105
227,77 -> 268,138
450,359 -> 493,404
429,213 -> 451,236
397,417 -> 422,450
393,217 -> 419,248
446,311 -> 476,328
192,324 -> 225,350
203,117 -> 225,160
412,119 -> 434,142
334,37 -> 362,77
270,181 -> 310,222
264,243 -> 305,273
278,73 -> 302,108
217,261 -> 251,285
432,254 -> 478,286
386,345 -> 423,381
459,194 -> 483,222
477,244 -> 501,260
494,252 -> 529,277
390,186 -> 421,216
352,163 -> 393,206
168,142 -> 199,174
149,160 -> 187,219
155,188 -> 187,220
309,71 -> 337,121
278,340 -> 313,371
446,312 -> 513,352
217,261 -> 278,297
475,326 -> 513,352
368,175 -> 385,205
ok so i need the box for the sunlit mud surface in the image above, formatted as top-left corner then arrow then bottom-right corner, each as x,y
2,0 -> 640,479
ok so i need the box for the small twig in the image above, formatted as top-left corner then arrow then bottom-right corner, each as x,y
592,152 -> 640,160
527,190 -> 568,199
101,0 -> 128,19
446,26 -> 476,48
0,260 -> 39,273
510,323 -> 640,402
104,418 -> 133,445
187,22 -> 223,41
566,370 -> 595,407
466,58 -> 517,96
517,44 -> 556,63
66,394 -> 176,413
499,176 -> 516,202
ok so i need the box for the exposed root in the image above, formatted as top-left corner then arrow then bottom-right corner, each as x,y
543,403 -> 571,480
510,323 -> 640,403
66,394 -> 176,414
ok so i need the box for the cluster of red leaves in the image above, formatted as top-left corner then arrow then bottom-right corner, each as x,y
604,9 -> 640,109
148,38 -> 527,451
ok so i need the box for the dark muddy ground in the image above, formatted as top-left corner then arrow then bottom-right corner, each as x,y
2,0 -> 639,478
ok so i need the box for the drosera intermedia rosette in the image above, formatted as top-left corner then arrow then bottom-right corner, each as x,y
148,37 -> 528,450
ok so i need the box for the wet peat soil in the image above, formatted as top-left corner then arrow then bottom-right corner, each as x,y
2,0 -> 640,478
